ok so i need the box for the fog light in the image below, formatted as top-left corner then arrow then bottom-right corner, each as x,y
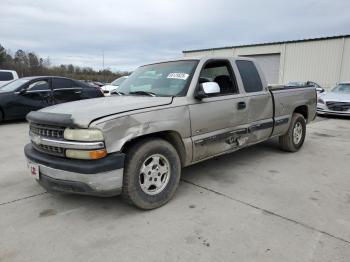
66,149 -> 107,160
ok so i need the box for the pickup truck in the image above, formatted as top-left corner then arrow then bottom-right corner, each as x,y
24,56 -> 317,209
0,70 -> 18,87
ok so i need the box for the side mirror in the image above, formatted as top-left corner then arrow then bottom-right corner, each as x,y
316,87 -> 325,93
17,89 -> 27,95
195,82 -> 220,99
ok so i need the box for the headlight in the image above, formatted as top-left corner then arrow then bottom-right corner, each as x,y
66,149 -> 107,160
317,98 -> 325,104
64,128 -> 104,141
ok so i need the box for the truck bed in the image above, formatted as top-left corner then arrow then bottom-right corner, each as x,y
269,86 -> 317,137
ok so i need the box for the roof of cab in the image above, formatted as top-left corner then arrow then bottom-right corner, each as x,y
141,55 -> 251,67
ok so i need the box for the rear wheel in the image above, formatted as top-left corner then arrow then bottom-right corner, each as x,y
0,110 -> 3,123
122,138 -> 181,210
279,113 -> 306,152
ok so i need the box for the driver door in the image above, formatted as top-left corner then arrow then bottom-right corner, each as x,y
189,59 -> 249,161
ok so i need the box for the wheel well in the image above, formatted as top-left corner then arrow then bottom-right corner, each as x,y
121,131 -> 187,167
294,105 -> 308,120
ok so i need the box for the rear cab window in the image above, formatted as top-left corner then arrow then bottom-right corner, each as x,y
236,60 -> 263,93
0,72 -> 14,81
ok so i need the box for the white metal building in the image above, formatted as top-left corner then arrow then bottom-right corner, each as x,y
183,35 -> 350,88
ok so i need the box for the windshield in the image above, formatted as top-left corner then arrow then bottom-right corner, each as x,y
332,84 -> 350,94
111,76 -> 127,86
117,60 -> 198,97
0,78 -> 30,92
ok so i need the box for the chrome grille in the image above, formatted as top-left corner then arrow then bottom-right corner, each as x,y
326,101 -> 350,112
32,143 -> 65,157
30,122 -> 65,157
30,123 -> 65,139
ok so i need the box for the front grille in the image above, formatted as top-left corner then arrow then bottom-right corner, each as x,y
30,123 -> 65,139
32,143 -> 65,157
30,122 -> 66,157
326,101 -> 350,112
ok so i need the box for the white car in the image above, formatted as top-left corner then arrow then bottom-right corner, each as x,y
101,76 -> 128,96
317,82 -> 350,116
0,70 -> 19,87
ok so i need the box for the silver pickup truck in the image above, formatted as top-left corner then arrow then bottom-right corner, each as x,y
24,56 -> 317,209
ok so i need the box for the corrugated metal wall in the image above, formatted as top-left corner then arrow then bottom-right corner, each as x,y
183,36 -> 350,88
282,39 -> 344,88
340,38 -> 350,82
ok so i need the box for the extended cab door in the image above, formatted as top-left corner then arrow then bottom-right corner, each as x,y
235,59 -> 274,144
189,59 -> 250,161
52,78 -> 83,104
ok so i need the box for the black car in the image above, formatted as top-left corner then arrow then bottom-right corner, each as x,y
0,76 -> 104,122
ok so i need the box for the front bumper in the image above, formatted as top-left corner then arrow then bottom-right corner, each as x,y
317,103 -> 350,116
317,108 -> 350,116
24,144 -> 125,196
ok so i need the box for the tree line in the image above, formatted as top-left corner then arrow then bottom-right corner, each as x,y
0,44 -> 129,83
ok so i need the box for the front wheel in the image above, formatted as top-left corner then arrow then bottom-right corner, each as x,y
279,113 -> 306,152
122,138 -> 181,209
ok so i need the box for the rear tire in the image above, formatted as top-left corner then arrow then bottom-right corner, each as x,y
122,138 -> 181,210
279,113 -> 306,152
0,110 -> 3,123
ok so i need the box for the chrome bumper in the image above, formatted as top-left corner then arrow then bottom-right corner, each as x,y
317,108 -> 350,116
317,103 -> 350,116
28,159 -> 124,196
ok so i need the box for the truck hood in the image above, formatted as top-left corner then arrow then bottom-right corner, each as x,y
36,96 -> 173,128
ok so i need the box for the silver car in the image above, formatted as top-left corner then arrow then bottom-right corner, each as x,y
317,82 -> 350,116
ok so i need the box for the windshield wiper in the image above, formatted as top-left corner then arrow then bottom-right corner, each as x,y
129,91 -> 157,97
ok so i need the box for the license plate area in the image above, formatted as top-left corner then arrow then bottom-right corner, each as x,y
28,162 -> 40,180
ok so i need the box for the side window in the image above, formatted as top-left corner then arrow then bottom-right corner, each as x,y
236,60 -> 263,93
0,72 -> 14,81
53,78 -> 75,89
28,80 -> 50,91
199,60 -> 238,96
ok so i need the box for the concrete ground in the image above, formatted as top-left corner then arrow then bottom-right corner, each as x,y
0,117 -> 349,262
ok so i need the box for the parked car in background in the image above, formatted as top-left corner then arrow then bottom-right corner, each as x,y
0,76 -> 103,122
287,81 -> 324,93
0,70 -> 19,87
317,82 -> 350,116
101,76 -> 128,96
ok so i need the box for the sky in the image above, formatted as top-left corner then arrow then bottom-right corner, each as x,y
1,0 -> 349,71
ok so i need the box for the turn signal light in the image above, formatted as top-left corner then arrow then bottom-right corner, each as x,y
66,149 -> 107,160
89,149 -> 107,159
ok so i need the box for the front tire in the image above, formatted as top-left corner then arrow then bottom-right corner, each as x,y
279,113 -> 306,152
122,138 -> 181,210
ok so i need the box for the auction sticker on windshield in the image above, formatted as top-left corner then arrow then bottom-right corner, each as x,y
167,73 -> 189,80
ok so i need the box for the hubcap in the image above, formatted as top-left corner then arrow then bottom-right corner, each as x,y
139,154 -> 171,195
293,122 -> 303,145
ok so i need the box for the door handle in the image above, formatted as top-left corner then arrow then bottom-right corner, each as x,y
237,101 -> 246,110
74,91 -> 82,94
